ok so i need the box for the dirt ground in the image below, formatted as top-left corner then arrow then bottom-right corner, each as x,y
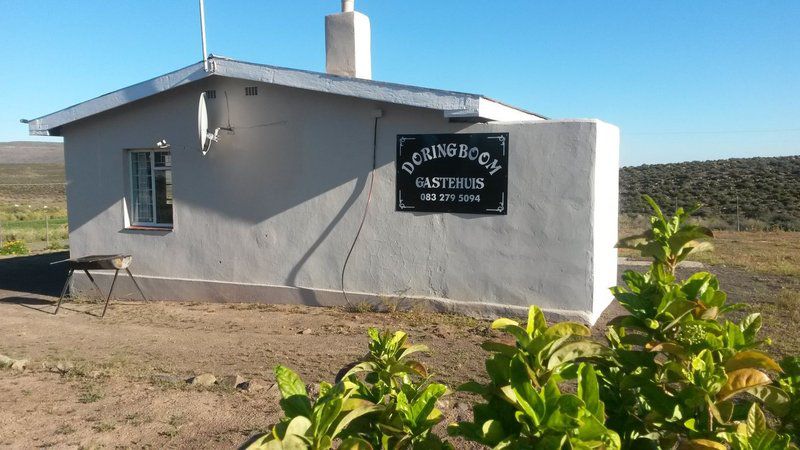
1,252 -> 798,449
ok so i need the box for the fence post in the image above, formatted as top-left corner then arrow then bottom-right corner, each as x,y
46,215 -> 50,248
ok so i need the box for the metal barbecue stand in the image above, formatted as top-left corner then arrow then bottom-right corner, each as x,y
56,255 -> 148,317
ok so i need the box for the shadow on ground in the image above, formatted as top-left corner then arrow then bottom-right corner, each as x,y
0,251 -> 69,297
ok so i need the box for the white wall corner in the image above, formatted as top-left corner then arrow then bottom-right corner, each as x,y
590,120 -> 620,324
325,10 -> 372,79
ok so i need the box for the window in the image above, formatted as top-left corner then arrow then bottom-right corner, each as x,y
205,89 -> 216,99
245,86 -> 258,96
129,150 -> 173,227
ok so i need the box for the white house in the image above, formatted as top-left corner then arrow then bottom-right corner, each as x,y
27,3 -> 619,323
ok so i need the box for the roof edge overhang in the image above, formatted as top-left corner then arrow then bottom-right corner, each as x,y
28,57 -> 545,136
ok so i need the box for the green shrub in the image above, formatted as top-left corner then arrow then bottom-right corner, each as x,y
248,196 -> 800,449
0,239 -> 28,255
449,306 -> 620,449
247,329 -> 452,450
603,196 -> 797,449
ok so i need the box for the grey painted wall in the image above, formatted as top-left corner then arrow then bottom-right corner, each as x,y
63,76 -> 619,323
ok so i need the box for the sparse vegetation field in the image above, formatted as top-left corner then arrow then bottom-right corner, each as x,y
621,155 -> 800,230
0,162 -> 67,248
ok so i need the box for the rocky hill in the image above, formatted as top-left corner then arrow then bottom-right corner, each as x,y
620,155 -> 800,230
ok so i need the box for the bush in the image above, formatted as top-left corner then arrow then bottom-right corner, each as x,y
247,196 -> 800,449
246,329 -> 452,449
604,196 -> 797,448
0,239 -> 28,255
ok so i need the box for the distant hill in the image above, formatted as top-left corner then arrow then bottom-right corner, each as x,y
620,155 -> 800,230
0,141 -> 64,164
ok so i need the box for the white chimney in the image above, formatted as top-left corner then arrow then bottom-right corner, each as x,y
325,0 -> 371,79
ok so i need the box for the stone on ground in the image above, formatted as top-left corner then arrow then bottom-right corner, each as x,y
219,374 -> 247,389
191,373 -> 217,386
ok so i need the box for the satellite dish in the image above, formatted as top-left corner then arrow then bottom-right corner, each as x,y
198,92 -> 211,155
197,92 -> 219,155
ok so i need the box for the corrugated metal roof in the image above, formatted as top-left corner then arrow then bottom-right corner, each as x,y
27,56 -> 546,136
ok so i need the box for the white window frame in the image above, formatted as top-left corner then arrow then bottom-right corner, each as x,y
128,149 -> 173,228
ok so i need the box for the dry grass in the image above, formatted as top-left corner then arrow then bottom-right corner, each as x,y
620,214 -> 800,278
776,289 -> 800,322
687,231 -> 800,277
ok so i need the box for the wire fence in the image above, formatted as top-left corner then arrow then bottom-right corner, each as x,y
0,215 -> 69,248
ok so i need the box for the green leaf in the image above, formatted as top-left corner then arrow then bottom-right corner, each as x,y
274,366 -> 312,418
527,306 -> 547,336
679,439 -> 727,450
745,385 -> 792,417
668,226 -> 713,255
399,344 -> 429,360
275,365 -> 308,399
492,317 -> 520,330
543,322 -> 591,338
339,437 -> 374,450
643,195 -> 665,222
281,434 -> 313,450
740,313 -> 763,342
547,341 -> 606,370
280,396 -> 314,420
480,419 -> 505,443
616,232 -> 650,250
485,354 -> 512,387
312,397 -> 343,438
509,356 -> 544,424
366,327 -> 380,343
343,361 -> 380,379
545,394 -> 584,432
284,415 -> 312,438
577,363 -> 601,419
492,319 -> 530,346
456,381 -> 486,395
409,383 -> 447,428
387,331 -> 408,351
646,342 -> 688,359
331,404 -> 382,438
481,341 -> 519,357
746,403 -> 767,434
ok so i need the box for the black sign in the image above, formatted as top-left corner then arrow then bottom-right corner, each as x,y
396,133 -> 508,215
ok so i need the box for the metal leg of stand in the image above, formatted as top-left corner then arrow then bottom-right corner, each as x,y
55,269 -> 73,315
101,269 -> 119,318
125,268 -> 148,302
84,270 -> 105,301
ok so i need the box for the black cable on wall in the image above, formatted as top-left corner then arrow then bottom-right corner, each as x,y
340,115 -> 381,306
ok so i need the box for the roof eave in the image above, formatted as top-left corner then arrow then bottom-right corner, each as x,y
28,57 -> 544,136
28,62 -> 210,136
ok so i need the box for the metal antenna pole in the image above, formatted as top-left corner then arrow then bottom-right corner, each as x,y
199,0 -> 209,72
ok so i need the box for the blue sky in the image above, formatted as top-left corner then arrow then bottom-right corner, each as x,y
1,1 -> 798,166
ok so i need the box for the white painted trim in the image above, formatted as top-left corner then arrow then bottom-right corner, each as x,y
28,57 -> 546,136
128,149 -> 173,227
